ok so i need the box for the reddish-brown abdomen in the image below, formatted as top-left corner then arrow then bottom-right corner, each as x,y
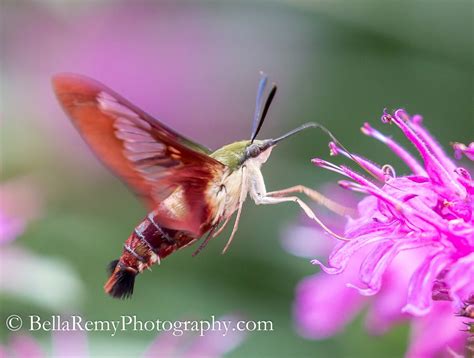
104,211 -> 198,298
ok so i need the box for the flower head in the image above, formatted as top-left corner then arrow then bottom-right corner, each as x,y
285,109 -> 473,355
312,109 -> 473,315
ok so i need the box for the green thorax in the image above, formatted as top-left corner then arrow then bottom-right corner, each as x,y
211,140 -> 264,170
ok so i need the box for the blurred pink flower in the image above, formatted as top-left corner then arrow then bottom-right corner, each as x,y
453,142 -> 474,161
3,1 -> 297,155
0,211 -> 24,245
0,177 -> 41,245
0,177 -> 83,309
3,2 -> 225,173
0,334 -> 45,358
144,315 -> 247,358
285,109 -> 473,356
0,331 -> 87,358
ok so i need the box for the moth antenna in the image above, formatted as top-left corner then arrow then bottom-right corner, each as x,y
104,262 -> 137,299
252,84 -> 277,143
250,71 -> 268,139
250,72 -> 277,143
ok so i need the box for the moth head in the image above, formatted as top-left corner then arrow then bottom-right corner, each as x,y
243,139 -> 273,164
243,121 -> 317,164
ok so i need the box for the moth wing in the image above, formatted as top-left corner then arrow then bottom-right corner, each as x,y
52,73 -> 225,233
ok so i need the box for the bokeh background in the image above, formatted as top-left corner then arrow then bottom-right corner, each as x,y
1,0 -> 472,356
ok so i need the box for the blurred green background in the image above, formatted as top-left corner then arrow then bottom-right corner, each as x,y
1,0 -> 472,356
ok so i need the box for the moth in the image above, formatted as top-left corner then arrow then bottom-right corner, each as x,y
52,72 -> 349,299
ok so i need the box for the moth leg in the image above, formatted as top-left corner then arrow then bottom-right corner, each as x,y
253,194 -> 350,241
222,166 -> 248,254
252,194 -> 316,220
249,170 -> 350,241
192,225 -> 217,257
212,214 -> 233,239
266,185 -> 356,217
192,212 -> 234,257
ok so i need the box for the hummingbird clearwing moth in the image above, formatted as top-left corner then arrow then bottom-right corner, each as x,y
52,72 -> 351,299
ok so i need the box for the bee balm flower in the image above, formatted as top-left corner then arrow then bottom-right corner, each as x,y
286,109 -> 473,355
312,109 -> 473,315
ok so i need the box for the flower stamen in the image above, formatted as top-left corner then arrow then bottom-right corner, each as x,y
361,122 -> 426,175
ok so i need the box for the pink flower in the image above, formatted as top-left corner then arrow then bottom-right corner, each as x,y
144,315 -> 247,358
313,109 -> 473,313
0,211 -> 24,245
2,1 -> 304,154
0,178 -> 83,310
289,233 -> 467,355
0,331 -> 87,358
285,109 -> 473,355
0,177 -> 41,245
453,142 -> 474,161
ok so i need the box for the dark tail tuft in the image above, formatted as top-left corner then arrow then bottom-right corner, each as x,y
107,259 -> 120,275
104,262 -> 137,299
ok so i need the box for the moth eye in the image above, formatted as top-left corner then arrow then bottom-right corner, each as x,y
247,144 -> 261,158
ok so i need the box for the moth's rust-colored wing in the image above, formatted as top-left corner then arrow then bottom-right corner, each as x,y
52,73 -> 225,233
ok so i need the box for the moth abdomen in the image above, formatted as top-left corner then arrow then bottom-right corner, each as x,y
104,212 -> 198,298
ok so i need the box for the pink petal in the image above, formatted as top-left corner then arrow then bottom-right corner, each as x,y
389,109 -> 464,197
365,249 -> 426,334
452,142 -> 474,161
282,224 -> 335,258
52,330 -> 88,358
185,315 -> 247,358
0,212 -> 24,245
361,121 -> 426,175
403,252 -> 452,316
294,271 -> 365,339
358,241 -> 397,293
143,331 -> 185,357
406,301 -> 466,358
408,115 -> 457,175
325,235 -> 391,273
444,252 -> 474,303
10,335 -> 44,358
